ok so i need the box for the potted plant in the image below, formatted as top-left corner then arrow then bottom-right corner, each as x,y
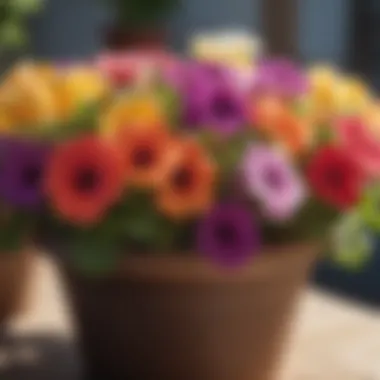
1,56 -> 376,379
101,0 -> 179,50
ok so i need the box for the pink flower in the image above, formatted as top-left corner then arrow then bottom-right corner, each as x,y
337,116 -> 380,178
241,144 -> 306,221
96,51 -> 177,88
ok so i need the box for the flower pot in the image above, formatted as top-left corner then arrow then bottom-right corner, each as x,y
0,249 -> 33,328
104,26 -> 166,51
62,242 -> 318,380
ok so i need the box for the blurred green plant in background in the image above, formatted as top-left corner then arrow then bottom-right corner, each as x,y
103,0 -> 179,28
0,0 -> 44,51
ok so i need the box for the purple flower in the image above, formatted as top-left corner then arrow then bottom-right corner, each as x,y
0,138 -> 51,209
196,202 -> 261,266
202,84 -> 247,135
183,83 -> 247,134
165,61 -> 247,133
241,144 -> 306,221
253,59 -> 309,97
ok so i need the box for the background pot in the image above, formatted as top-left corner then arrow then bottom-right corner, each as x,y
0,249 -> 34,327
63,243 -> 318,380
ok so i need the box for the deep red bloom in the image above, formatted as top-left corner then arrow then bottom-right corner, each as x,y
46,136 -> 124,225
307,146 -> 364,209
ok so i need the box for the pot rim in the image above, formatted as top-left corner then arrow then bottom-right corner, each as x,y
107,241 -> 320,283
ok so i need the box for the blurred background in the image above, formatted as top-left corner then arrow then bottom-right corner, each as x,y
1,0 -> 380,379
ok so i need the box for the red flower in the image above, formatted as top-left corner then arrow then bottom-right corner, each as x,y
307,146 -> 364,209
46,136 -> 124,225
97,53 -> 135,88
337,116 -> 380,178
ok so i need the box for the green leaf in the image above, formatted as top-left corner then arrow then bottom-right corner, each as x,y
0,21 -> 27,49
156,84 -> 182,128
262,199 -> 338,244
359,184 -> 380,232
41,101 -> 101,141
0,209 -> 34,253
108,191 -> 179,252
68,234 -> 121,277
10,0 -> 43,14
329,211 -> 373,270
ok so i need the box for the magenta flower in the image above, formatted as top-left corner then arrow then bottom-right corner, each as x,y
202,84 -> 247,135
241,144 -> 306,221
196,202 -> 261,266
164,60 -> 231,93
164,61 -> 247,133
253,59 -> 309,97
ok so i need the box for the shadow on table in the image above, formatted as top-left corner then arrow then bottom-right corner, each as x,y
0,332 -> 81,380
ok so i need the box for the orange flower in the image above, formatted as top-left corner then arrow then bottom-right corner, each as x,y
156,138 -> 216,219
46,136 -> 124,225
115,126 -> 173,187
251,96 -> 286,130
253,96 -> 311,155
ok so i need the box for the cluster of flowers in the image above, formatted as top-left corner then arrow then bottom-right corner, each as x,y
0,54 -> 379,272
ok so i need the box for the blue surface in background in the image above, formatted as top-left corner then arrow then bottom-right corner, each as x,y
313,240 -> 380,306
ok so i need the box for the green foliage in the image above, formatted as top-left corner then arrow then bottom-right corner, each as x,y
155,82 -> 182,128
261,199 -> 339,245
0,207 -> 35,253
0,0 -> 44,50
106,191 -> 180,252
103,0 -> 180,27
67,232 -> 122,277
44,191 -> 189,276
328,211 -> 373,271
24,100 -> 104,142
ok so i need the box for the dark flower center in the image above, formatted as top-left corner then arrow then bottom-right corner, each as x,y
172,166 -> 194,191
212,94 -> 239,119
74,167 -> 100,193
325,166 -> 345,187
215,223 -> 238,247
264,167 -> 285,189
132,147 -> 154,168
23,166 -> 41,188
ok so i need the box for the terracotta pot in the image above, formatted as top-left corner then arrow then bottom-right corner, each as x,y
105,26 -> 166,51
63,243 -> 318,380
0,249 -> 33,327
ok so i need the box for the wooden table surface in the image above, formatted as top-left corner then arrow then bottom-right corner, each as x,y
2,256 -> 380,380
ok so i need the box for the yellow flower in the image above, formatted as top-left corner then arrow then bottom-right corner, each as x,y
0,108 -> 12,133
335,76 -> 372,115
189,31 -> 262,69
56,66 -> 109,119
307,65 -> 340,121
100,92 -> 166,138
0,62 -> 59,129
